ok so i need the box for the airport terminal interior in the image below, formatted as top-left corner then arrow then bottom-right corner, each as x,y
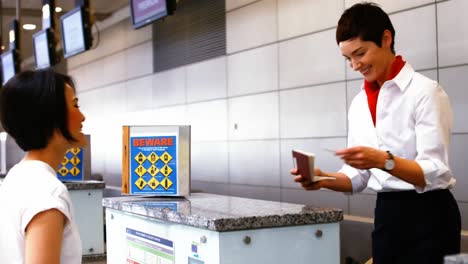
1,0 -> 468,263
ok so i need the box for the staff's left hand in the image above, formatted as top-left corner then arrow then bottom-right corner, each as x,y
335,146 -> 386,170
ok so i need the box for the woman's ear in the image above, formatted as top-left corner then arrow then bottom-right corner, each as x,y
381,29 -> 393,49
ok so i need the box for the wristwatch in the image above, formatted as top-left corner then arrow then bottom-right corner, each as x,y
383,150 -> 395,171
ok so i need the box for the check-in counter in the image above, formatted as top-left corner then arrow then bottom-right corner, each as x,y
0,178 -> 106,261
103,192 -> 343,264
64,181 -> 106,261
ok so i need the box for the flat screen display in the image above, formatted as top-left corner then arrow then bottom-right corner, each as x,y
1,51 -> 16,85
61,7 -> 86,58
33,30 -> 51,69
131,0 -> 168,29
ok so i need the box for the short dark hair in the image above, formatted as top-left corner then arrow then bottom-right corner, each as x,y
336,2 -> 395,53
0,68 -> 77,151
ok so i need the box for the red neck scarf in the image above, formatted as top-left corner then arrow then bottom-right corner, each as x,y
364,55 -> 405,126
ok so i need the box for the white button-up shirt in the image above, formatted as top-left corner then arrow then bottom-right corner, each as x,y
339,62 -> 455,193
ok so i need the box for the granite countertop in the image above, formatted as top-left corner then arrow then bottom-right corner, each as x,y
103,193 -> 343,232
63,180 -> 105,190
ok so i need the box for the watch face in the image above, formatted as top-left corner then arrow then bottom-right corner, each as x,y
385,159 -> 395,170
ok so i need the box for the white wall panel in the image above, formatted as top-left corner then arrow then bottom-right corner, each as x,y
228,92 -> 279,140
186,100 -> 228,142
346,79 -> 363,110
281,189 -> 349,213
69,65 -> 92,93
77,87 -> 106,119
345,0 -> 433,13
279,29 -> 345,89
102,82 -> 128,115
280,138 -> 347,189
191,142 -> 229,183
152,105 -> 187,126
227,44 -> 278,97
86,116 -> 106,174
125,75 -> 153,112
278,0 -> 342,40
74,52 -> 126,91
280,82 -> 347,138
226,0 -> 277,53
349,193 -> 376,218
187,57 -> 227,102
439,66 -> 468,133
419,69 -> 437,82
229,140 -> 280,187
153,67 -> 187,107
123,18 -> 152,47
102,115 -> 124,185
437,0 -> 468,66
392,5 -> 437,70
121,109 -> 157,126
230,185 -> 281,202
125,42 -> 153,79
226,0 -> 258,11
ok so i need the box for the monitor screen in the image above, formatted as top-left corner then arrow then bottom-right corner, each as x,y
33,29 -> 51,69
131,0 -> 169,29
60,7 -> 86,58
1,51 -> 16,85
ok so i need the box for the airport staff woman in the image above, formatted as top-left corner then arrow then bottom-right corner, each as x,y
0,69 -> 86,263
291,3 -> 461,264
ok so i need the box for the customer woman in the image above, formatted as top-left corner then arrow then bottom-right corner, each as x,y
0,68 -> 86,263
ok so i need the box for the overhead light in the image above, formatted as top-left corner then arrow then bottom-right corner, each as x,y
55,7 -> 63,12
23,24 -> 37,30
1,46 -> 4,50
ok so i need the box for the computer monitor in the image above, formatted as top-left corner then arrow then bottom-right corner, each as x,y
130,0 -> 176,29
33,28 -> 57,69
60,6 -> 92,58
1,50 -> 19,85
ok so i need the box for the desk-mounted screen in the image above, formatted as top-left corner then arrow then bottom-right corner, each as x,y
60,6 -> 92,58
130,0 -> 176,29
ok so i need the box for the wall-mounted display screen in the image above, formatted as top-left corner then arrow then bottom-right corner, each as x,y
33,29 -> 53,69
130,0 -> 176,29
60,6 -> 92,58
1,50 -> 17,85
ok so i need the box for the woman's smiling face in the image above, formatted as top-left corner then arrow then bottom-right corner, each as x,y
339,30 -> 394,86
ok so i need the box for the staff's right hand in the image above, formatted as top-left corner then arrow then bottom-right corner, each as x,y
290,167 -> 324,190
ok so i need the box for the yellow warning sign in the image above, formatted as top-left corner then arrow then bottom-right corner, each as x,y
160,177 -> 173,190
148,177 -> 160,190
70,156 -> 81,166
148,165 -> 159,177
161,152 -> 172,164
62,157 -> 69,165
70,167 -> 81,176
135,165 -> 147,177
71,148 -> 81,155
148,152 -> 159,164
160,165 -> 173,177
135,178 -> 147,190
134,152 -> 147,164
59,167 -> 68,176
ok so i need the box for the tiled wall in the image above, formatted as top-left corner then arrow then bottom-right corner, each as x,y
69,0 -> 468,228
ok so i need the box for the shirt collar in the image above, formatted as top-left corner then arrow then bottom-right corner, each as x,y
390,62 -> 415,92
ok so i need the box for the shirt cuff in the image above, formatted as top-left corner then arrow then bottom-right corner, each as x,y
414,159 -> 450,193
339,164 -> 370,194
